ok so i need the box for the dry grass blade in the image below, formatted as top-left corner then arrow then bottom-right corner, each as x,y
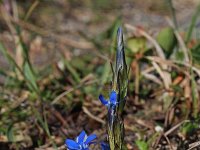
1,1 -> 200,149
163,134 -> 174,150
142,67 -> 163,85
125,24 -> 172,89
1,91 -> 29,114
147,56 -> 192,77
24,0 -> 40,21
0,13 -> 94,50
83,106 -> 105,124
52,79 -> 97,104
152,61 -> 170,89
188,141 -> 200,150
174,30 -> 189,63
164,120 -> 190,136
51,86 -> 75,105
35,145 -> 66,150
125,24 -> 166,60
142,72 -> 162,85
1,6 -> 28,80
166,17 -> 189,63
147,56 -> 200,78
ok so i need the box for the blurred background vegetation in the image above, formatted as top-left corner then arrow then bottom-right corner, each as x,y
1,0 -> 200,149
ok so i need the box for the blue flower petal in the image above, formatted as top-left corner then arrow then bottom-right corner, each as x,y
101,142 -> 110,150
65,139 -> 80,149
84,134 -> 97,145
76,130 -> 86,144
109,91 -> 117,105
99,95 -> 108,106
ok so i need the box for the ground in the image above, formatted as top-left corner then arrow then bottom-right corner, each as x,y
0,0 -> 200,150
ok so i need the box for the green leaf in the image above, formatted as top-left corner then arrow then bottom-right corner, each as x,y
191,69 -> 199,118
6,124 -> 14,142
0,68 -> 7,77
135,140 -> 148,150
23,62 -> 38,93
191,43 -> 200,64
185,3 -> 200,43
62,58 -> 81,84
0,43 -> 20,71
156,27 -> 177,57
127,37 -> 146,53
175,50 -> 184,61
181,122 -> 198,135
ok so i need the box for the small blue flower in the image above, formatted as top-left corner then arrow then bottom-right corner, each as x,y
65,130 -> 97,150
99,91 -> 118,109
101,142 -> 110,150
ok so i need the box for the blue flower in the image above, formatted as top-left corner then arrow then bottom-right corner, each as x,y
99,91 -> 118,109
65,130 -> 97,150
101,142 -> 110,150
